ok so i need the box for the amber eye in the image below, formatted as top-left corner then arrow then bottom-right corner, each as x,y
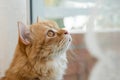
47,30 -> 56,37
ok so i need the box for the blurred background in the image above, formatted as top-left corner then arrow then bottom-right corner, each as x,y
0,0 -> 120,80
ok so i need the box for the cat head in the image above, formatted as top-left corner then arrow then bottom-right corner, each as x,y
17,18 -> 72,60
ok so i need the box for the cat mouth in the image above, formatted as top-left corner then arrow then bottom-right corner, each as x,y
65,34 -> 72,42
57,34 -> 72,50
68,35 -> 72,42
64,35 -> 72,47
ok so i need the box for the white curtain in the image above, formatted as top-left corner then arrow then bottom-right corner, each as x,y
85,0 -> 120,80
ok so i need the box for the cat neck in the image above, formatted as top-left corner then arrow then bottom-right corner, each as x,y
5,44 -> 31,78
4,43 -> 67,80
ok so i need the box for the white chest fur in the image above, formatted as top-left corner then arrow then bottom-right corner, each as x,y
47,53 -> 67,80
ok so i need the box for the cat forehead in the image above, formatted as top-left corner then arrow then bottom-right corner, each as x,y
31,22 -> 60,30
42,21 -> 59,30
29,23 -> 60,36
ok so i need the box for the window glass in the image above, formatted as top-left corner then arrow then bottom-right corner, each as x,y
44,0 -> 95,32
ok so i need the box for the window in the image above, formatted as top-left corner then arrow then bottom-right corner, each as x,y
30,0 -> 95,33
30,1 -> 120,80
30,0 -> 120,32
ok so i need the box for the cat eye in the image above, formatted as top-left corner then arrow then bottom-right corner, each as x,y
47,30 -> 56,37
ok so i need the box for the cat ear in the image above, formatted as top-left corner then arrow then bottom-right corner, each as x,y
17,21 -> 30,45
37,16 -> 41,23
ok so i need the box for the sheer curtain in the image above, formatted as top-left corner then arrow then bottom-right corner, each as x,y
85,0 -> 120,80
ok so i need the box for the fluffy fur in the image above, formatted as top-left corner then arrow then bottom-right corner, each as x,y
0,19 -> 72,80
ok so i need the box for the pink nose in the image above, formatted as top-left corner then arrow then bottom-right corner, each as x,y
61,28 -> 69,35
64,31 -> 68,34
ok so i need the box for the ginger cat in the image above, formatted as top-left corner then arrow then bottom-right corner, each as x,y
0,18 -> 72,80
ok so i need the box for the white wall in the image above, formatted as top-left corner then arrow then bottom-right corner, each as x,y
0,0 -> 27,77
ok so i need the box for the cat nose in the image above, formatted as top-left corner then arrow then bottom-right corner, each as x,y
60,28 -> 69,35
64,31 -> 68,35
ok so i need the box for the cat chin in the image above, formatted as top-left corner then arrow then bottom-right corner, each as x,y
68,35 -> 72,42
49,48 -> 67,58
65,36 -> 72,49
